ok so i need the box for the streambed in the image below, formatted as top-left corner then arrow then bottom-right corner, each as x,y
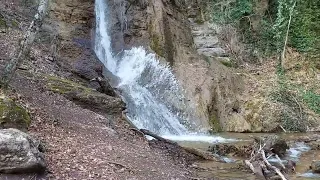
176,133 -> 320,180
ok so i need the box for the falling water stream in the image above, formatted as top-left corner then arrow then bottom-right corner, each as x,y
93,0 -> 234,143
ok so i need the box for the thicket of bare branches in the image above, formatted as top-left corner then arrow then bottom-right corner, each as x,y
245,135 -> 295,180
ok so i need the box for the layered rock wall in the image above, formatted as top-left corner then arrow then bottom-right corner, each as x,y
107,0 -> 250,131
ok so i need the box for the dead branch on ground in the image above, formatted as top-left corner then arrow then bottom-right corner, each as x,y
244,136 -> 290,180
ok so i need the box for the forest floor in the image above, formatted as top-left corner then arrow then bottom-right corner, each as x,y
0,21 -> 195,180
0,65 -> 195,180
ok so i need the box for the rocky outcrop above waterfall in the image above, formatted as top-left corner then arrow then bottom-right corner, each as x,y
0,128 -> 46,173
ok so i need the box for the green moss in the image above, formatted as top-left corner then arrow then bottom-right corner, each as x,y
163,15 -> 175,66
11,20 -> 19,28
0,15 -> 6,28
301,90 -> 320,114
0,98 -> 31,130
46,76 -> 92,95
147,22 -> 164,57
209,114 -> 222,132
45,75 -> 125,113
204,56 -> 211,65
150,34 -> 165,57
244,100 -> 265,130
220,60 -> 234,68
194,18 -> 205,25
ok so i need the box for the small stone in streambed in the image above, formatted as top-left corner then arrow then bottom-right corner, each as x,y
311,161 -> 320,173
269,175 -> 282,180
263,135 -> 289,157
308,140 -> 320,150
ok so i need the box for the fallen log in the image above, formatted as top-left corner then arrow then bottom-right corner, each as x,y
245,160 -> 255,172
245,160 -> 267,179
261,150 -> 288,180
140,129 -> 178,145
121,112 -> 219,161
182,147 -> 218,161
139,129 -> 218,161
275,154 -> 286,170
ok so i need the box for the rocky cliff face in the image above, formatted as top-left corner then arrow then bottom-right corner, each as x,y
107,0 -> 250,132
45,0 -> 289,132
3,0 -> 293,132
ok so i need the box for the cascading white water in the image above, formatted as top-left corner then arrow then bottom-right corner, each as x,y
94,0 -> 234,142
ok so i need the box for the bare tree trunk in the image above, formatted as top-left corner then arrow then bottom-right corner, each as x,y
0,0 -> 49,88
280,0 -> 296,70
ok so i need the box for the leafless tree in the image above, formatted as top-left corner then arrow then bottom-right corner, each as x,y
0,0 -> 49,88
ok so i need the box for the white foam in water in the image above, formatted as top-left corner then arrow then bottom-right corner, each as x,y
269,142 -> 311,164
298,171 -> 320,179
163,134 -> 237,143
287,142 -> 310,159
221,157 -> 236,163
94,0 -> 234,143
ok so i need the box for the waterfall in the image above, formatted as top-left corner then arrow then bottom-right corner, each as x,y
94,0 -> 191,135
94,0 -> 235,142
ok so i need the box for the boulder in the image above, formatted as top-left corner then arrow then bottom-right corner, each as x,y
308,140 -> 320,150
193,36 -> 219,48
90,77 -> 117,97
262,135 -> 289,157
72,49 -> 104,81
46,76 -> 125,114
0,98 -> 31,131
311,161 -> 320,173
0,128 -> 46,173
197,47 -> 227,57
209,143 -> 253,158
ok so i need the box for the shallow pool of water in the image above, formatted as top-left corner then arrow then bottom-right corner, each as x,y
178,132 -> 320,180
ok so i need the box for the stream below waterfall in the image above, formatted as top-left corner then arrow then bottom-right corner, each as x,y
178,132 -> 320,180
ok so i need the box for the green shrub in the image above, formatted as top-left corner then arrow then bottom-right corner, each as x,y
208,0 -> 320,62
301,90 -> 320,114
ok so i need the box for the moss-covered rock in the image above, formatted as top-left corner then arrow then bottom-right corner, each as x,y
45,76 -> 125,114
0,14 -> 7,29
0,97 -> 31,131
209,114 -> 222,132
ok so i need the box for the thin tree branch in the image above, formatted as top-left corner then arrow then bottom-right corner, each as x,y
261,150 -> 287,180
280,0 -> 297,69
0,0 -> 49,88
